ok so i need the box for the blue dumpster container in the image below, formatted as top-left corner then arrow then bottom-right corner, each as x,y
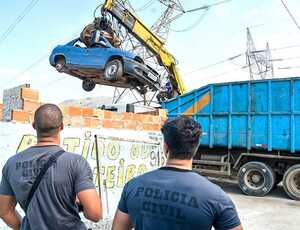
162,77 -> 300,153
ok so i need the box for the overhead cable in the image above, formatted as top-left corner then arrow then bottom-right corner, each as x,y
0,0 -> 40,46
280,0 -> 300,32
184,53 -> 243,75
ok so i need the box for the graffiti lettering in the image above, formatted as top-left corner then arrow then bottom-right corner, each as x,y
107,142 -> 120,160
17,134 -> 37,153
117,159 -> 125,188
92,161 -> 148,189
82,131 -> 92,159
125,164 -> 136,183
63,137 -> 80,152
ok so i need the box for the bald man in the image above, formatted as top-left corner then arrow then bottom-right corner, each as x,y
0,104 -> 102,230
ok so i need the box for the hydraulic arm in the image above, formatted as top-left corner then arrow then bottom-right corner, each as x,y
102,0 -> 187,95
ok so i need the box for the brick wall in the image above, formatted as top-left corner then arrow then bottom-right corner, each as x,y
2,85 -> 167,131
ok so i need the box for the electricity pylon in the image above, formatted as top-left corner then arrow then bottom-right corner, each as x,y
246,28 -> 274,80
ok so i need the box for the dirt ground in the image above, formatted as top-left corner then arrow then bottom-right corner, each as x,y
212,179 -> 300,230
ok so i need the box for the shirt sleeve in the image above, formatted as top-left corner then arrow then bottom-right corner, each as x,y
74,156 -> 95,194
213,190 -> 241,230
118,182 -> 129,213
0,163 -> 15,196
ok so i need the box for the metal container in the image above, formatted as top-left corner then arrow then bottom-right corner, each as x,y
162,77 -> 300,153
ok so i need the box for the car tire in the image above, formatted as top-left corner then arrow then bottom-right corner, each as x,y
82,79 -> 96,92
283,164 -> 300,200
238,161 -> 275,197
55,57 -> 66,73
104,59 -> 123,81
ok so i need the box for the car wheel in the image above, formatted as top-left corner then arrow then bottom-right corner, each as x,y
283,164 -> 300,200
238,161 -> 275,197
104,59 -> 123,81
55,57 -> 66,73
82,79 -> 96,92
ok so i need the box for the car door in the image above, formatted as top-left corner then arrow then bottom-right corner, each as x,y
85,46 -> 111,70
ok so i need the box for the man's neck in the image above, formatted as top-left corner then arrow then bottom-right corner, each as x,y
35,137 -> 60,147
165,158 -> 193,170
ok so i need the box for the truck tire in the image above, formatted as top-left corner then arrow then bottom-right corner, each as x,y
283,164 -> 300,200
104,59 -> 123,81
238,161 -> 275,197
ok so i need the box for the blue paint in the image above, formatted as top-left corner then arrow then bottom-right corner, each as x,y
162,78 -> 300,153
49,37 -> 136,70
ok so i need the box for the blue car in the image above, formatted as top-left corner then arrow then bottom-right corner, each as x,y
49,37 -> 160,93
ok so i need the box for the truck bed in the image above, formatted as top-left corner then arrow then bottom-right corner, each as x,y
162,77 -> 300,153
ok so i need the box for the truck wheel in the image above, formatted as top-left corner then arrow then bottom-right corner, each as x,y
238,161 -> 275,197
283,164 -> 300,200
104,59 -> 123,81
82,79 -> 96,92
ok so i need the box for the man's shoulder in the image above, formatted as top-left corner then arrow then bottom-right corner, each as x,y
131,168 -> 224,195
59,151 -> 89,166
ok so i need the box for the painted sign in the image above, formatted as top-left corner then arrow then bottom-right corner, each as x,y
0,122 -> 164,229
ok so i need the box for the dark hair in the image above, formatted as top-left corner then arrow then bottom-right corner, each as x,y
161,116 -> 201,160
34,104 -> 63,138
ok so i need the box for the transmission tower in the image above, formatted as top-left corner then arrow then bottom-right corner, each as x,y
101,0 -> 232,105
246,28 -> 274,80
109,0 -> 187,106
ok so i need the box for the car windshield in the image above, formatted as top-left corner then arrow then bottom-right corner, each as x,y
64,36 -> 113,48
65,38 -> 80,46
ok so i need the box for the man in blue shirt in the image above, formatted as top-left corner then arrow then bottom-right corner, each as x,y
0,104 -> 102,230
112,116 -> 243,230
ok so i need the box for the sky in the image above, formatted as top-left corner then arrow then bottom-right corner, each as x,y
1,0 -> 300,103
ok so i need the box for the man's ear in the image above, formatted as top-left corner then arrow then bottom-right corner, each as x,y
60,123 -> 64,131
163,143 -> 168,152
163,143 -> 169,157
32,122 -> 36,130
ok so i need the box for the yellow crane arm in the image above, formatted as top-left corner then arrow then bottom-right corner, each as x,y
102,0 -> 187,95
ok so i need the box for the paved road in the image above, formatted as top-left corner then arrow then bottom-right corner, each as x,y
213,179 -> 300,230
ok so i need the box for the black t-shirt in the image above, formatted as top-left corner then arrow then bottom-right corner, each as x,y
118,167 -> 241,230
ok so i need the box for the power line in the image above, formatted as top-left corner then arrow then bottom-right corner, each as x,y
171,9 -> 209,32
278,65 -> 300,70
184,53 -> 243,75
184,41 -> 300,76
0,53 -> 48,89
184,0 -> 233,13
0,30 -> 81,89
135,0 -> 155,11
0,0 -> 40,46
198,65 -> 248,81
280,0 -> 300,32
170,0 -> 233,32
271,43 -> 300,51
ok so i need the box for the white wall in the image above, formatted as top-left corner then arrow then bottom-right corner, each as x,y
0,122 -> 164,229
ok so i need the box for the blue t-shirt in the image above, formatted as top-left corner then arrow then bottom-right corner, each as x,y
118,167 -> 241,230
0,145 -> 95,230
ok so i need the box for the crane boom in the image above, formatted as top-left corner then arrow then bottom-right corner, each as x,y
102,0 -> 187,95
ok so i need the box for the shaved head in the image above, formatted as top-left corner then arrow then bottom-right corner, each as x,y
34,104 -> 63,138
